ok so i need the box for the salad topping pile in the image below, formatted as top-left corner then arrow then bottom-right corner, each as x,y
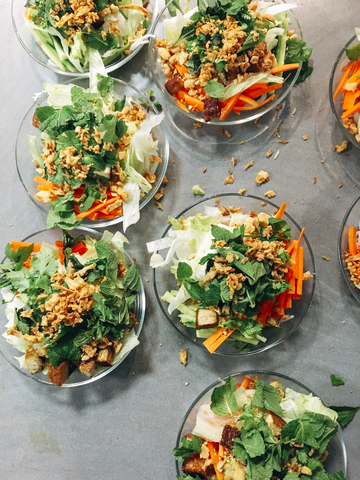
175,376 -> 345,480
0,230 -> 141,386
24,0 -> 152,72
157,0 -> 312,121
148,202 -> 311,353
333,28 -> 360,144
29,73 -> 164,230
344,225 -> 360,287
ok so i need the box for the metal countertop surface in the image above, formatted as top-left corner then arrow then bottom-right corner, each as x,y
0,1 -> 359,478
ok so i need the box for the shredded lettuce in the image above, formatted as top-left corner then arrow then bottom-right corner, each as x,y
280,388 -> 338,423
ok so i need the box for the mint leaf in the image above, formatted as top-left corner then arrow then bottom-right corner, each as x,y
239,30 -> 265,52
36,105 -> 78,133
114,95 -> 126,112
328,472 -> 347,480
284,473 -> 299,480
74,331 -> 93,347
47,333 -> 81,367
210,376 -> 237,416
330,374 -> 345,386
122,263 -> 141,293
173,435 -> 202,460
185,54 -> 202,75
329,405 -> 360,428
96,74 -> 114,97
183,279 -> 204,301
204,80 -> 225,98
14,309 -> 32,335
83,29 -> 117,53
100,279 -> 116,296
242,429 -> 265,458
346,43 -> 360,61
177,262 -> 193,283
95,240 -> 118,280
251,381 -> 283,416
5,243 -> 34,270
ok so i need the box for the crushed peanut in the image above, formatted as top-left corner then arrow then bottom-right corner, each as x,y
255,170 -> 269,185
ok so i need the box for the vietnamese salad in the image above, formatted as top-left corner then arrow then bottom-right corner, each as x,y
156,0 -> 313,121
175,376 -> 346,480
0,230 -> 142,386
28,72 -> 164,231
147,202 -> 312,353
24,0 -> 153,73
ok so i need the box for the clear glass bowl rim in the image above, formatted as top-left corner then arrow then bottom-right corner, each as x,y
153,192 -> 316,356
15,76 -> 169,229
0,226 -> 146,387
148,0 -> 301,125
337,194 -> 360,304
329,34 -> 360,150
175,369 -> 348,477
11,0 -> 159,77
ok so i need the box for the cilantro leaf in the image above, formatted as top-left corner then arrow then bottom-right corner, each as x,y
173,435 -> 202,460
233,438 -> 247,461
122,263 -> 141,293
329,405 -> 360,428
36,105 -> 78,133
330,374 -> 345,386
268,218 -> 292,240
210,376 -> 238,416
285,37 -> 312,64
4,243 -> 34,271
30,246 -> 58,283
185,54 -> 202,75
177,262 -> 193,283
239,30 -> 265,52
96,74 -> 114,97
328,473 -> 347,480
177,476 -> 202,480
114,95 -> 126,112
14,309 -> 32,335
204,80 -> 225,98
83,29 -> 118,54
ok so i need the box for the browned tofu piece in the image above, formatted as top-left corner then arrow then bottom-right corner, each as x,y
182,456 -> 215,479
96,347 -> 113,366
265,411 -> 286,436
196,309 -> 218,330
25,348 -> 44,374
79,358 -> 97,377
220,424 -> 241,450
47,361 -> 70,387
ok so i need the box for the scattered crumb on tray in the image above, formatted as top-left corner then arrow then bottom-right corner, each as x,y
232,157 -> 237,167
266,150 -> 273,158
333,141 -> 348,153
224,175 -> 235,185
193,121 -> 202,129
155,201 -> 163,210
238,189 -> 246,194
180,349 -> 188,366
302,135 -> 308,140
264,190 -> 276,197
322,255 -> 329,261
215,197 -> 220,206
256,170 -> 269,185
245,160 -> 253,170
224,129 -> 232,138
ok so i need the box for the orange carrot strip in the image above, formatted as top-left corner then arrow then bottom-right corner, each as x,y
76,197 -> 120,220
244,83 -> 283,100
177,89 -> 204,111
233,94 -> 275,112
297,228 -> 305,246
275,202 -> 287,219
259,300 -> 275,314
342,101 -> 360,119
208,443 -> 223,480
333,61 -> 355,101
296,247 -> 304,295
348,226 -> 357,255
220,92 -> 242,121
238,94 -> 259,107
23,259 -> 33,269
25,7 -> 32,19
240,377 -> 250,389
243,82 -> 269,93
174,63 -> 189,76
284,293 -> 292,309
175,97 -> 189,112
10,241 -> 41,252
218,445 -> 224,457
271,63 -> 300,74
107,208 -> 123,217
203,328 -> 235,354
96,213 -> 116,219
289,275 -> 296,295
343,91 -> 357,111
287,240 -> 296,254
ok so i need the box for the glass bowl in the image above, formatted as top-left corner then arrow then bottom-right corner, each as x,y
329,35 -> 360,150
148,0 -> 301,126
153,193 -> 316,355
16,77 -> 169,229
12,0 -> 159,77
0,227 -> 146,387
338,195 -> 360,303
175,370 -> 347,477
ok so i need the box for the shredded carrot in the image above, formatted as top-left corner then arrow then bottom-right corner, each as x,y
10,241 -> 41,252
174,63 -> 189,76
349,226 -> 357,255
341,100 -> 360,119
271,63 -> 300,74
23,258 -> 33,269
296,247 -> 304,295
25,7 -> 32,19
287,240 -> 296,254
175,97 -> 189,112
243,82 -> 269,93
233,94 -> 275,111
203,327 -> 235,354
333,61 -> 355,101
177,89 -> 204,111
343,91 -> 357,111
284,293 -> 292,309
208,443 -> 223,480
243,83 -> 283,100
220,92 -> 242,121
240,377 -> 250,389
76,196 -> 120,220
275,202 -> 287,219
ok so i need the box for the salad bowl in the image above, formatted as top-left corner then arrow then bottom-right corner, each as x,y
0,227 -> 146,387
148,0 -> 303,126
329,35 -> 360,151
152,194 -> 316,356
338,195 -> 360,303
175,371 -> 347,477
16,76 -> 169,229
12,0 -> 159,77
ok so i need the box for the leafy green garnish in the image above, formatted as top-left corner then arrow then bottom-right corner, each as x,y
123,262 -> 141,293
173,435 -> 202,460
330,374 -> 345,386
138,89 -> 163,113
204,80 -> 225,98
96,74 -> 114,97
329,405 -> 360,428
346,43 -> 360,61
210,376 -> 238,416
251,381 -> 283,416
